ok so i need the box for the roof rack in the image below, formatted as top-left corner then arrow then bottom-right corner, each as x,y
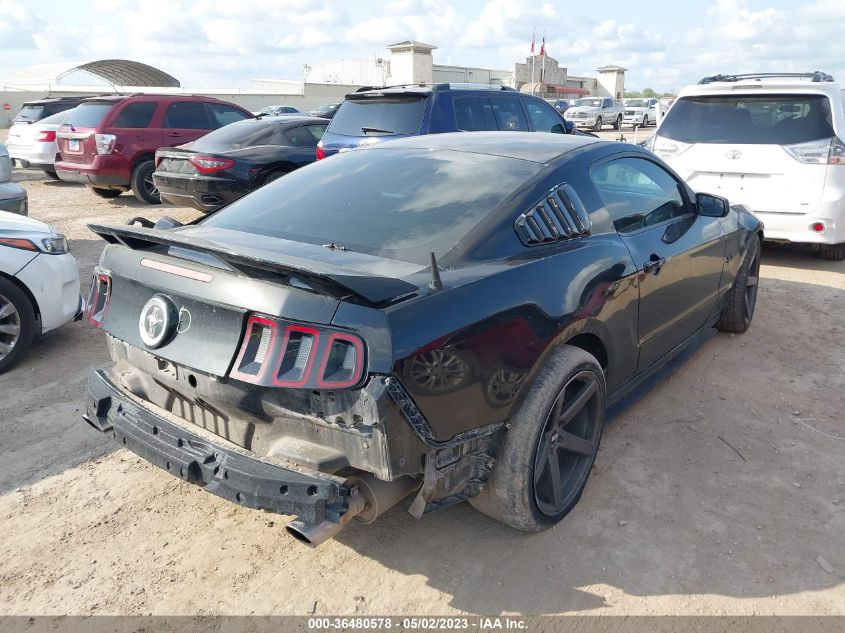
352,83 -> 515,93
698,71 -> 834,84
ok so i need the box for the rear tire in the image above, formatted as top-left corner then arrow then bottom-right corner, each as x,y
90,187 -> 122,199
131,160 -> 161,205
718,235 -> 761,333
469,345 -> 606,532
262,169 -> 289,186
0,277 -> 36,374
819,243 -> 845,261
43,169 -> 61,181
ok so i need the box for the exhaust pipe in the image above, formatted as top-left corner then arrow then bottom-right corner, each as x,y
286,474 -> 420,547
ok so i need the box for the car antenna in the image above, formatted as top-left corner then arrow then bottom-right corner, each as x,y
428,252 -> 443,291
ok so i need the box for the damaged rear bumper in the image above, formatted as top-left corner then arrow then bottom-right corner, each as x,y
83,368 -> 351,525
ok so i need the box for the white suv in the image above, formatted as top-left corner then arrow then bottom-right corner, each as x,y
647,72 -> 845,260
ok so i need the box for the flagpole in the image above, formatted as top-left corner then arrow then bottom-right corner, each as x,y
530,29 -> 536,96
541,29 -> 546,94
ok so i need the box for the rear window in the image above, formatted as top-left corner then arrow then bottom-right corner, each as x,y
202,148 -> 542,265
13,105 -> 44,122
38,110 -> 72,125
64,103 -> 113,128
328,97 -> 427,136
659,94 -> 835,145
189,119 -> 280,151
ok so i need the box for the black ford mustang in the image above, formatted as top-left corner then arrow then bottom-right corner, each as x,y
153,116 -> 328,213
83,132 -> 762,546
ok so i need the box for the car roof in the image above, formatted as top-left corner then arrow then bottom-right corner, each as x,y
78,93 -> 233,104
358,131 -> 602,163
22,96 -> 84,106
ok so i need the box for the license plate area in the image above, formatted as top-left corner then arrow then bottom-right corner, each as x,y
68,139 -> 80,152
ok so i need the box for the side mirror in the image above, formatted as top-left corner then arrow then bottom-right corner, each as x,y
551,123 -> 565,134
696,192 -> 730,217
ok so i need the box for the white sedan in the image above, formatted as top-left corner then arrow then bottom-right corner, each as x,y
0,211 -> 81,372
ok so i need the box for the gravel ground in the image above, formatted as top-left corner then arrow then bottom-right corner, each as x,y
0,130 -> 843,616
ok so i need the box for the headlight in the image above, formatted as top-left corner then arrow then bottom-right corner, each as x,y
41,235 -> 69,254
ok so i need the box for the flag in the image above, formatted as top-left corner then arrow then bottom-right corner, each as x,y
530,31 -> 535,54
540,35 -> 546,57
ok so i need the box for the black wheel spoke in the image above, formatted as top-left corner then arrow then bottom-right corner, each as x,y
546,449 -> 563,506
558,430 -> 595,456
557,379 -> 598,426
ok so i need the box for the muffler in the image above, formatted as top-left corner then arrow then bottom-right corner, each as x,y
286,474 -> 420,547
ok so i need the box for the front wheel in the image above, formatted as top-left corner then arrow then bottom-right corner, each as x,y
0,277 -> 36,373
718,235 -> 761,333
819,243 -> 845,261
469,345 -> 606,532
642,115 -> 648,127
131,160 -> 161,205
613,115 -> 622,130
593,117 -> 602,132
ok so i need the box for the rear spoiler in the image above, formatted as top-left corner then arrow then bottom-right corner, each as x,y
88,223 -> 420,306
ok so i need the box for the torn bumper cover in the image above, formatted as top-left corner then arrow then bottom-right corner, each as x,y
83,368 -> 351,525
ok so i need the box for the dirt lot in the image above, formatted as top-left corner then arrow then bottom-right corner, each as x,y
0,130 -> 843,616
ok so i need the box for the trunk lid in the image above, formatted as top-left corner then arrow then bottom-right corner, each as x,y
57,102 -> 115,165
667,142 -> 828,214
90,223 -> 421,378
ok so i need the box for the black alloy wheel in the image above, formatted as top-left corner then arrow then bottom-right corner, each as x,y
532,370 -> 603,516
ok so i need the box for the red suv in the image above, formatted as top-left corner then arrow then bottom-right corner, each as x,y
55,94 -> 253,204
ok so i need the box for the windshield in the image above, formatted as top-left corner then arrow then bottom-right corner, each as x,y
627,99 -> 646,107
202,147 -> 542,265
659,94 -> 835,145
63,103 -> 113,128
575,99 -> 601,107
13,105 -> 44,123
328,97 -> 428,136
38,110 -> 72,125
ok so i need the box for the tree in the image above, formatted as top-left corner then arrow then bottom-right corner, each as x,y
642,87 -> 657,98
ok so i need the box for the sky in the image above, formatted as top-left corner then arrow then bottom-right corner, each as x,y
1,0 -> 844,93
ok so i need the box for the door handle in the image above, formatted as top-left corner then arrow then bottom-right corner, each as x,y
166,132 -> 181,138
643,254 -> 666,274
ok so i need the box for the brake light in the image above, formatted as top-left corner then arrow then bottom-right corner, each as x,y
189,155 -> 234,173
36,130 -> 56,142
315,142 -> 325,160
85,272 -> 111,327
94,133 -> 117,155
651,135 -> 692,159
317,333 -> 365,388
230,315 -> 365,388
810,222 -> 826,233
154,155 -> 163,168
783,137 -> 845,165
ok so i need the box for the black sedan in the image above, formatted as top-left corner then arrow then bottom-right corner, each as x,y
153,116 -> 328,213
308,102 -> 341,119
82,132 -> 762,546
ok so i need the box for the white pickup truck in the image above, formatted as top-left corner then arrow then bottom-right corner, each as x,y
563,97 -> 623,131
622,98 -> 663,128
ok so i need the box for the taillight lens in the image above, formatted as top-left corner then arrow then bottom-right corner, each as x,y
94,133 -> 117,155
85,272 -> 111,327
315,142 -> 325,160
189,155 -> 234,173
651,135 -> 692,159
317,333 -> 365,388
783,137 -> 845,164
36,130 -> 56,143
231,315 -> 365,388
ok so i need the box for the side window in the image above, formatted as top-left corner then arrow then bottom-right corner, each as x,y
590,157 -> 690,234
284,125 -> 319,147
524,99 -> 565,133
454,96 -> 497,131
163,102 -> 211,130
307,124 -> 327,142
112,102 -> 157,128
488,96 -> 529,131
207,103 -> 250,129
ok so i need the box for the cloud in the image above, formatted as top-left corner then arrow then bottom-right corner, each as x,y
0,1 -> 38,49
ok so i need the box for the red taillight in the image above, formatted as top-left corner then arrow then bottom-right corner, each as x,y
85,272 -> 111,327
315,143 -> 325,160
154,155 -> 163,168
810,222 -> 826,233
230,315 -> 364,388
36,130 -> 56,143
189,155 -> 234,173
316,333 -> 365,389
